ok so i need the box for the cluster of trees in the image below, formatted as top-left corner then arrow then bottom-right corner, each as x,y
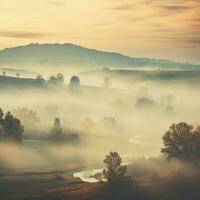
43,73 -> 81,90
47,73 -> 64,86
0,108 -> 24,143
12,107 -> 40,130
103,122 -> 200,187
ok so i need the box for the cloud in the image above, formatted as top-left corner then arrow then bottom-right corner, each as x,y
0,31 -> 48,39
157,4 -> 193,16
110,4 -> 133,10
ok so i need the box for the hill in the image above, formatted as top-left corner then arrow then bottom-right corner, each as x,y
0,43 -> 199,70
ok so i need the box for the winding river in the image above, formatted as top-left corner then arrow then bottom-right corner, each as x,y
73,169 -> 103,183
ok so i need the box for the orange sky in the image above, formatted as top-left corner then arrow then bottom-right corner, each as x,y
0,0 -> 200,62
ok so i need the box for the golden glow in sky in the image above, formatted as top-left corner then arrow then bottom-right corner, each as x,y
0,0 -> 200,62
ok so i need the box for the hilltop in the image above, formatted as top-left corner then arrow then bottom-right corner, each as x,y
0,43 -> 199,70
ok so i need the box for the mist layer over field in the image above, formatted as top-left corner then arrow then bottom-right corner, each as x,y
0,69 -> 200,172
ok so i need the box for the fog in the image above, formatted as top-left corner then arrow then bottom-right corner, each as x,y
1,69 -> 200,172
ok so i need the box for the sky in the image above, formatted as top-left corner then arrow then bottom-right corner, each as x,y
0,0 -> 200,63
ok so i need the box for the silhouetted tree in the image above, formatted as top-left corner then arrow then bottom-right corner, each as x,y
35,75 -> 45,86
161,122 -> 200,161
2,71 -> 6,76
56,73 -> 64,85
0,108 -> 3,123
0,109 -> 24,143
47,73 -> 64,86
0,108 -> 4,137
49,118 -> 65,142
36,75 -> 44,80
69,76 -> 80,91
48,75 -> 57,85
103,152 -> 127,185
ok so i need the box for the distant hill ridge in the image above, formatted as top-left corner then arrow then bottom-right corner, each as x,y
0,43 -> 199,69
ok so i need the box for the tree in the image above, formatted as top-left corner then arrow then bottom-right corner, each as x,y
36,75 -> 44,80
136,97 -> 155,109
48,75 -> 57,85
56,73 -> 64,85
102,67 -> 110,72
47,73 -> 64,86
69,76 -> 80,91
49,118 -> 64,142
104,77 -> 111,88
0,111 -> 24,143
103,152 -> 127,185
161,122 -> 200,161
160,94 -> 175,115
0,108 -> 3,123
35,75 -> 45,86
0,108 -> 4,138
12,107 -> 40,130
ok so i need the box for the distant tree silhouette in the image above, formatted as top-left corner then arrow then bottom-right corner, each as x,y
12,107 -> 40,130
56,73 -> 64,85
0,109 -> 4,137
0,109 -> 24,143
36,75 -> 44,80
136,97 -> 155,109
35,74 -> 45,85
104,77 -> 111,88
48,76 -> 55,85
103,152 -> 127,185
16,73 -> 20,78
0,108 -> 3,123
161,94 -> 175,115
47,73 -> 64,86
102,67 -> 110,72
49,118 -> 65,142
161,122 -> 200,161
69,76 -> 80,91
3,71 -> 6,76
